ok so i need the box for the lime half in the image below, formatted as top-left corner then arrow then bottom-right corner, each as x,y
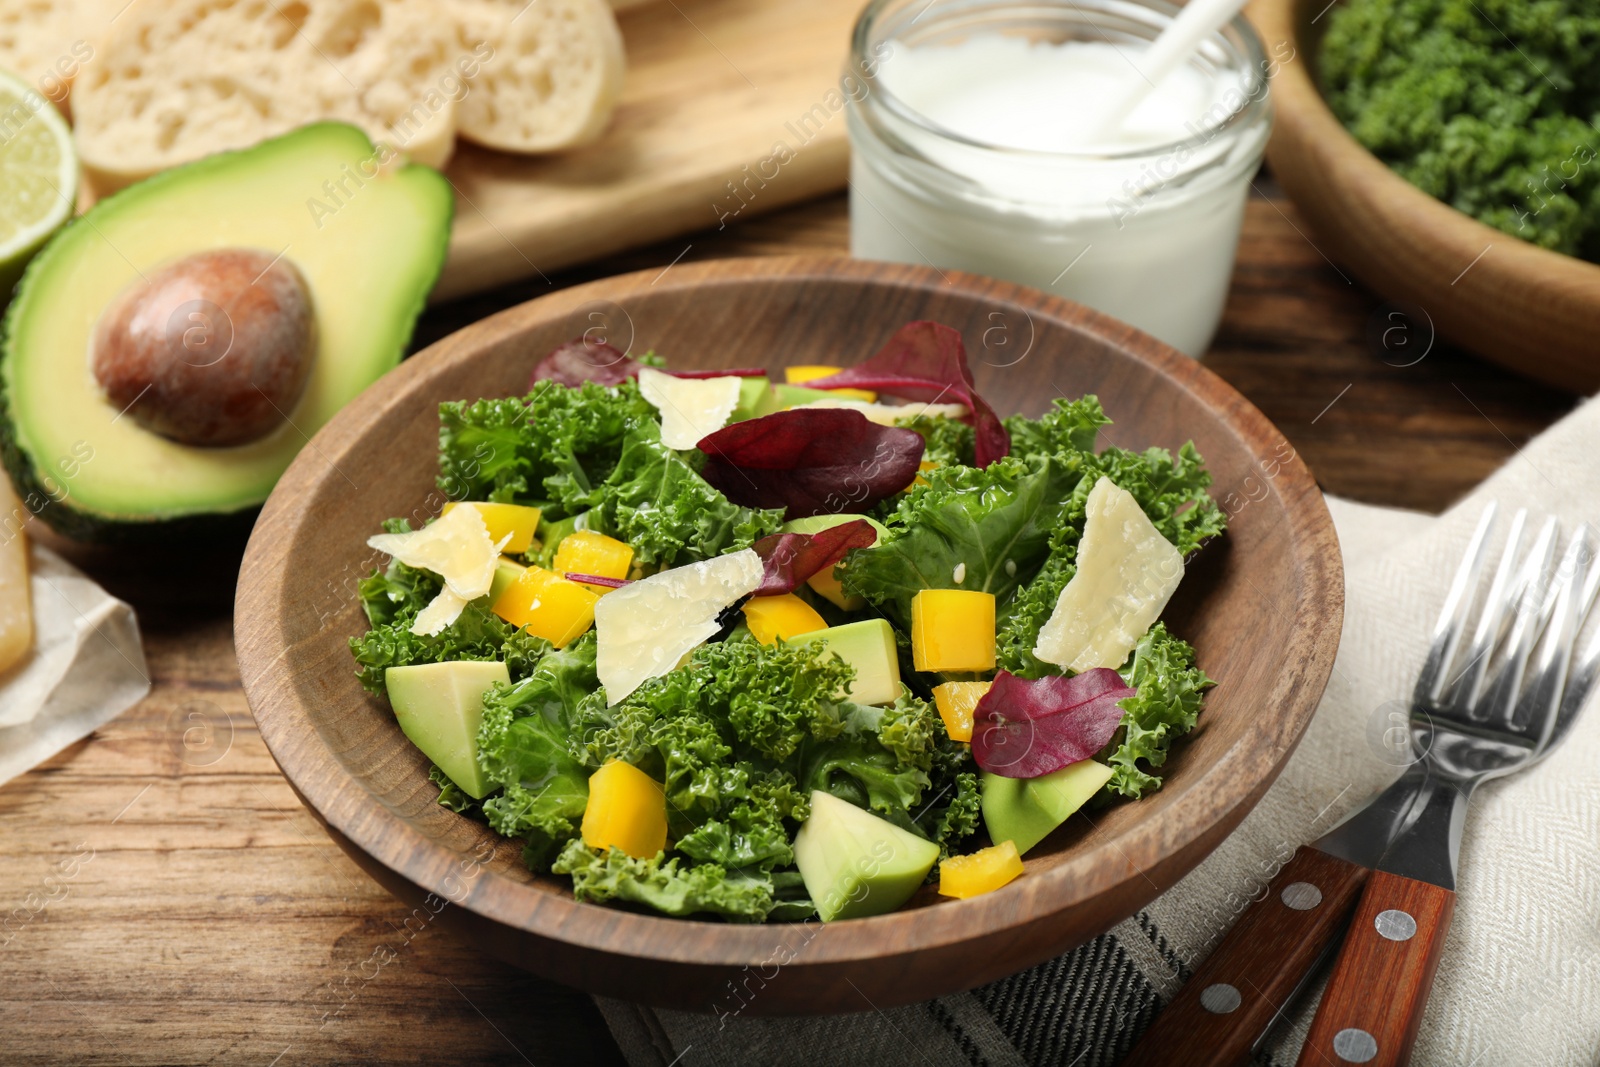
0,67 -> 76,300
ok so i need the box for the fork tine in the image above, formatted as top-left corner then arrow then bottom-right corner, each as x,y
1476,516 -> 1559,723
1512,529 -> 1589,743
1448,507 -> 1527,710
1417,501 -> 1497,706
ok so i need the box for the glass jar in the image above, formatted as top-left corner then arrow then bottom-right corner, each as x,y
846,0 -> 1275,357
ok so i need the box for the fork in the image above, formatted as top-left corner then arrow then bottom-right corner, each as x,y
1293,503 -> 1599,1065
1122,502 -> 1600,1067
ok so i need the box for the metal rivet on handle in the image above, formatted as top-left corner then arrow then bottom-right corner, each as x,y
1280,881 -> 1323,910
1375,909 -> 1418,942
1332,1027 -> 1379,1063
1199,983 -> 1241,1014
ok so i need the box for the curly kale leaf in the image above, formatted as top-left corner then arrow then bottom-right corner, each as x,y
895,413 -> 975,468
582,421 -> 783,570
349,600 -> 532,696
475,633 -> 598,868
1104,624 -> 1213,798
436,381 -> 655,510
552,839 -> 777,922
1003,395 -> 1112,460
841,455 -> 1082,628
1321,0 -> 1600,258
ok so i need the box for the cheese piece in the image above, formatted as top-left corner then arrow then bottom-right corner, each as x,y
594,549 -> 764,705
0,476 -> 32,675
637,367 -> 744,449
1033,476 -> 1183,672
367,505 -> 509,635
788,397 -> 969,426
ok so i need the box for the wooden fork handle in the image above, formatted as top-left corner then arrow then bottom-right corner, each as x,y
1296,870 -> 1455,1067
1122,847 -> 1370,1067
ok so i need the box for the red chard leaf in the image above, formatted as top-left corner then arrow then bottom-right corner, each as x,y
752,520 -> 877,596
666,367 -> 768,379
972,669 -> 1135,779
530,338 -> 641,388
803,321 -> 1010,468
564,572 -> 631,589
697,409 -> 925,519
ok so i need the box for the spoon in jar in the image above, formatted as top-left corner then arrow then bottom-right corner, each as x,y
1083,0 -> 1254,140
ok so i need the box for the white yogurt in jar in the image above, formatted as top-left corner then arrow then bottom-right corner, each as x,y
847,5 -> 1273,356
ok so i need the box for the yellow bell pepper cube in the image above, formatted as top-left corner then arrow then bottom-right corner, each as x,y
553,529 -> 635,593
933,681 -> 991,743
582,760 -> 667,859
938,841 -> 1024,900
912,459 -> 939,489
911,589 -> 996,672
743,593 -> 828,645
441,501 -> 542,554
491,565 -> 598,647
785,364 -> 876,403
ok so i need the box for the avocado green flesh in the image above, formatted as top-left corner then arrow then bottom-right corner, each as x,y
385,660 -> 509,800
730,377 -> 769,422
791,618 -> 901,706
0,122 -> 453,538
753,382 -> 837,418
794,790 -> 939,921
490,558 -> 526,603
980,760 -> 1114,855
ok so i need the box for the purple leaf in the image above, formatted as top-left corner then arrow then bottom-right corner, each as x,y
752,520 -> 877,596
666,367 -> 768,379
802,321 -> 1010,468
972,669 -> 1135,779
530,338 -> 641,388
565,572 -> 631,589
697,408 -> 925,519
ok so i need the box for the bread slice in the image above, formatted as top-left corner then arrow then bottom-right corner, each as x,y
0,0 -> 110,111
451,0 -> 624,154
71,0 -> 461,193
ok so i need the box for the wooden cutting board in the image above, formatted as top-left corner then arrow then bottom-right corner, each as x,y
433,0 -> 861,301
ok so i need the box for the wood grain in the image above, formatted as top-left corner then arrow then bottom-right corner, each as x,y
1,187 -> 1574,1063
1247,0 -> 1600,394
1121,847 -> 1371,1067
433,0 -> 859,300
1296,870 -> 1456,1067
233,255 -> 1344,1013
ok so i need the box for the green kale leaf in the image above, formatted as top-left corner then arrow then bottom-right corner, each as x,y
840,455 -> 1082,628
551,838 -> 777,922
1105,624 -> 1213,798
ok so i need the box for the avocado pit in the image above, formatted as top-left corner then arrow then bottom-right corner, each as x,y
91,248 -> 315,447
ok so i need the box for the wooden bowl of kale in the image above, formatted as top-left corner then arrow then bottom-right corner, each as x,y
1248,0 -> 1600,392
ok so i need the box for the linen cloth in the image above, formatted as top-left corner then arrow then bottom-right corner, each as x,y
0,542 -> 149,785
599,395 -> 1600,1066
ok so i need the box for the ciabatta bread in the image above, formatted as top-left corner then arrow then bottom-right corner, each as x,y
71,0 -> 460,192
450,0 -> 624,153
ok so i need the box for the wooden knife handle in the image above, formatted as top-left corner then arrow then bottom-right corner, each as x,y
1122,847 -> 1370,1067
1295,870 -> 1455,1067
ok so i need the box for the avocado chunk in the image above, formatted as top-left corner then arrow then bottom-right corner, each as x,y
490,557 -> 527,603
780,514 -> 891,610
384,660 -> 510,801
980,760 -> 1114,856
791,617 -> 901,705
730,376 -> 770,422
0,123 -> 452,541
752,382 -> 838,418
794,790 -> 939,921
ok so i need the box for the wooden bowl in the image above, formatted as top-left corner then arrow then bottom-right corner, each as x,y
1248,0 -> 1600,394
235,256 -> 1342,1013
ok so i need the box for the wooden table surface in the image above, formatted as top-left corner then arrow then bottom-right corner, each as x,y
0,182 -> 1577,1066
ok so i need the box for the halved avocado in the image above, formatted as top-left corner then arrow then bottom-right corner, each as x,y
0,122 -> 452,541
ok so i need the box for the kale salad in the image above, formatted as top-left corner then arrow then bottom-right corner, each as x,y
350,322 -> 1225,923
